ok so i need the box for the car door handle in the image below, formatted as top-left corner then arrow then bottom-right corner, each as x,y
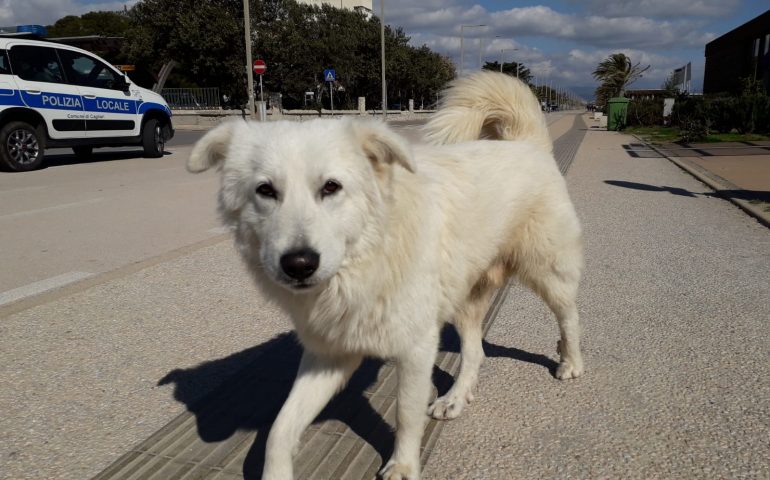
83,94 -> 97,99
25,90 -> 41,94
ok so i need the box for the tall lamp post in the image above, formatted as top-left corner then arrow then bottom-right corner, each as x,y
460,24 -> 486,75
380,0 -> 387,118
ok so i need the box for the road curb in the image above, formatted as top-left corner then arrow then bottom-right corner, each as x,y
633,136 -> 770,229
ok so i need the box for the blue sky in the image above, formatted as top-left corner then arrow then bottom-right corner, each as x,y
376,0 -> 770,98
2,0 -> 768,99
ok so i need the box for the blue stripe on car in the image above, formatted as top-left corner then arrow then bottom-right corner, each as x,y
0,90 -> 170,116
0,89 -> 24,106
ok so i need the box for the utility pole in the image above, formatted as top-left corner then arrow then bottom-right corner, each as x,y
243,0 -> 255,114
460,24 -> 486,75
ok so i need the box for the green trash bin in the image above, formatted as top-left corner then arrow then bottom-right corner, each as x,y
607,97 -> 630,131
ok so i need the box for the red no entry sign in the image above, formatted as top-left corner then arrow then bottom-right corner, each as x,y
253,59 -> 267,75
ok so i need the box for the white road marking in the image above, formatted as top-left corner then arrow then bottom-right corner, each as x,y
0,186 -> 47,195
0,197 -> 105,221
207,226 -> 232,235
0,271 -> 93,306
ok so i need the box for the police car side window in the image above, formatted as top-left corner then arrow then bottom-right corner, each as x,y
57,49 -> 121,90
0,50 -> 11,75
9,45 -> 64,83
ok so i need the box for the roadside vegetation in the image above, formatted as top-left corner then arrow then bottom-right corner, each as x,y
46,0 -> 455,110
625,78 -> 770,143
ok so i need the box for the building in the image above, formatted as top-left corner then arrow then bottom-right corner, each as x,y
703,9 -> 770,95
296,0 -> 372,14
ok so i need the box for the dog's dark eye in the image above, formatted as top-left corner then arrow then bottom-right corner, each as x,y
321,180 -> 342,197
256,183 -> 277,199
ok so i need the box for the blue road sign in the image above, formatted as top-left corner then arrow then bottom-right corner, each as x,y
324,69 -> 336,82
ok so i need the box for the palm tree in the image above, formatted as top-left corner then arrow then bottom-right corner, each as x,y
592,53 -> 650,103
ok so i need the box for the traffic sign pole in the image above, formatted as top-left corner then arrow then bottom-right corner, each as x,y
323,69 -> 336,115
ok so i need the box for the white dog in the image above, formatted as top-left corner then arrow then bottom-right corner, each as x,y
187,71 -> 584,480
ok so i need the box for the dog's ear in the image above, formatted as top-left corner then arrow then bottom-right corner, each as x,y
353,120 -> 416,173
187,121 -> 239,173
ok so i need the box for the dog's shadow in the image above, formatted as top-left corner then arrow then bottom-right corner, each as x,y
158,326 -> 555,478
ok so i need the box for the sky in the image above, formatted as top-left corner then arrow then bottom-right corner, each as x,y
2,0 -> 768,100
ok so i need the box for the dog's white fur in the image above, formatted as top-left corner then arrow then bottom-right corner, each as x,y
188,71 -> 584,480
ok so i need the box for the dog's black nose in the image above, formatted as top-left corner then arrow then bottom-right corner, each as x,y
280,248 -> 320,280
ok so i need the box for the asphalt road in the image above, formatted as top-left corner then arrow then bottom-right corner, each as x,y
0,137 -> 217,297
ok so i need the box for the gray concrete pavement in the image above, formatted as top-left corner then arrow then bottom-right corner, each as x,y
422,122 -> 770,479
3,113 -> 767,480
0,146 -> 220,294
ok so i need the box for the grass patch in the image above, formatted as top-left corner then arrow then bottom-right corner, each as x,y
625,126 -> 770,144
702,132 -> 770,143
624,126 -> 680,144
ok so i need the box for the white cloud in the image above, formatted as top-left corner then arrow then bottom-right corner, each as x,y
381,1 -> 715,88
572,0 -> 741,18
0,0 -> 136,26
388,4 -> 715,50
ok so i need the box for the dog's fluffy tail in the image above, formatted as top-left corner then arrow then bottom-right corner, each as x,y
423,71 -> 552,153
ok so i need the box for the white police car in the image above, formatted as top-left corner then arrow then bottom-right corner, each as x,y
0,35 -> 173,171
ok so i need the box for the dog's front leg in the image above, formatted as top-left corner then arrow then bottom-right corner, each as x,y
263,350 -> 362,480
380,339 -> 437,480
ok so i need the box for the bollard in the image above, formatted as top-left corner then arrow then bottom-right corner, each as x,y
408,99 -> 414,113
358,97 -> 366,115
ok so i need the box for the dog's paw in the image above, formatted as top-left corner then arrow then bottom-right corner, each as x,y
555,340 -> 584,380
555,359 -> 584,379
427,390 -> 474,420
379,459 -> 419,480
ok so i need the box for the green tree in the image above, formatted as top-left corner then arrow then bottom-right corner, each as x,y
482,61 -> 532,84
592,53 -> 649,105
124,0 -> 244,93
46,0 -> 456,108
47,11 -> 131,38
252,0 -> 454,109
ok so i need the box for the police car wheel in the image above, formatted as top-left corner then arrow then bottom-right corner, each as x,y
0,121 -> 45,172
142,119 -> 164,158
72,146 -> 93,160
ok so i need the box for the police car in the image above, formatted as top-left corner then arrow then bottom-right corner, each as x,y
0,31 -> 173,171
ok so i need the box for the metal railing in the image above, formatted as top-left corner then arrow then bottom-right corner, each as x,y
161,87 -> 220,110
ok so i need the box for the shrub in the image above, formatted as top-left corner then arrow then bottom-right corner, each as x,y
671,78 -> 770,136
627,98 -> 664,127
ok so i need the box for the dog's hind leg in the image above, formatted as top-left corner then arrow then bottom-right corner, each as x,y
523,260 -> 584,380
427,287 -> 494,420
263,351 -> 362,480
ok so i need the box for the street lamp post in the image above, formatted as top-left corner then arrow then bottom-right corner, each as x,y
460,24 -> 486,75
380,0 -> 386,118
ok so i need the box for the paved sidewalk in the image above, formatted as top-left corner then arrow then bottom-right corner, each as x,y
422,122 -> 770,479
623,138 -> 770,227
2,114 -> 768,480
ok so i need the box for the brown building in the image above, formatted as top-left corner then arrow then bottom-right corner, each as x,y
704,9 -> 770,95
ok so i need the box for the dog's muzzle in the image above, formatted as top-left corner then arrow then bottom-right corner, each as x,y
280,248 -> 320,282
